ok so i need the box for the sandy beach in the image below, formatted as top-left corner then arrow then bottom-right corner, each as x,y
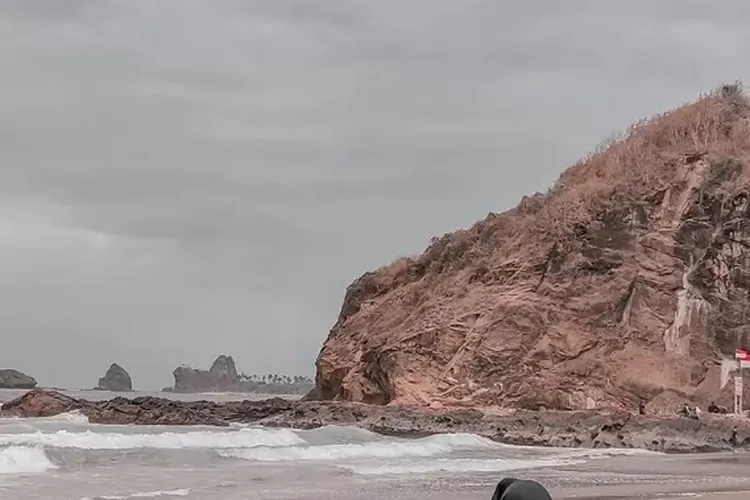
548,452 -> 750,500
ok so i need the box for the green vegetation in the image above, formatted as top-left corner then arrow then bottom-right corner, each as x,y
237,373 -> 313,384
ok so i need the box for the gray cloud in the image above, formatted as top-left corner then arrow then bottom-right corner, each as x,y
2,0 -> 750,389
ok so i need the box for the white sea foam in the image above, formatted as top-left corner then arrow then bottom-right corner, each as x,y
131,490 -> 189,498
334,443 -> 658,476
564,447 -> 662,458
341,456 -> 588,475
219,432 -> 499,462
39,410 -> 91,425
0,427 -> 304,450
0,446 -> 57,474
81,489 -> 189,500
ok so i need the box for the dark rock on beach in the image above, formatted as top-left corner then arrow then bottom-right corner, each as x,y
3,389 -> 750,454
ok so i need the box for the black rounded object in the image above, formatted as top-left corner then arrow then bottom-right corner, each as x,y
491,477 -> 552,500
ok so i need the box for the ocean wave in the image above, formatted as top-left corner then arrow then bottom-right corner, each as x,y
219,432 -> 498,462
0,427 -> 304,450
297,425 -> 387,445
0,446 -> 57,474
38,410 -> 91,425
81,489 -> 189,499
341,456 -> 588,475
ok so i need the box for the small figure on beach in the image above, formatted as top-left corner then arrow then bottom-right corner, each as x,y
678,404 -> 700,420
491,477 -> 552,500
708,401 -> 728,414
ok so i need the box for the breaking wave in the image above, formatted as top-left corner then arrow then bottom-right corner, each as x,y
0,420 -> 663,480
219,433 -> 499,462
341,456 -> 588,475
39,410 -> 90,425
80,489 -> 190,499
0,446 -> 57,474
0,427 -> 304,449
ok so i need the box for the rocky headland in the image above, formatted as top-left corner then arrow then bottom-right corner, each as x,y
0,369 -> 37,389
6,85 -> 750,456
309,84 -> 750,412
95,363 -> 133,392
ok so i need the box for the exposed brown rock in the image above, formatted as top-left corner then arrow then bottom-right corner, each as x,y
96,363 -> 133,392
1,389 -> 78,416
0,369 -> 37,389
311,83 -> 750,410
0,389 -> 294,426
3,389 -> 750,453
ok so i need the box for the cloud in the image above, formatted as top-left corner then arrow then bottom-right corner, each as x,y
1,0 -> 750,388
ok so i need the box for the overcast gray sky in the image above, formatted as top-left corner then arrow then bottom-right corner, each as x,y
1,0 -> 748,389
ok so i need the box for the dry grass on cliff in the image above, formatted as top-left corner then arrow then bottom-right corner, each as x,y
530,82 -> 750,247
374,83 -> 750,287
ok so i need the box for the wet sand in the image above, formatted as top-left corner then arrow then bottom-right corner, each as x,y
391,452 -> 750,500
262,452 -> 750,500
549,451 -> 750,500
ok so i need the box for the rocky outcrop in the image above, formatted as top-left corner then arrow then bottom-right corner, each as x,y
172,355 -> 239,392
96,363 -> 133,392
0,369 -> 37,389
2,389 -> 750,453
311,84 -> 750,410
0,389 -> 293,426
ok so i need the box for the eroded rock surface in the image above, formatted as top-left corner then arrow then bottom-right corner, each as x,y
311,84 -> 750,410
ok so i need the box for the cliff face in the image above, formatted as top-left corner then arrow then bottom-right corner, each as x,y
311,84 -> 750,410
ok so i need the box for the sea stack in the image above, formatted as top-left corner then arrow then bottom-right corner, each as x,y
0,369 -> 37,389
96,363 -> 133,392
310,84 -> 750,411
172,354 -> 239,392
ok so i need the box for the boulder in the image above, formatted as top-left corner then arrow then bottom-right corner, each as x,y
96,363 -> 133,392
0,389 -> 81,416
0,369 -> 37,389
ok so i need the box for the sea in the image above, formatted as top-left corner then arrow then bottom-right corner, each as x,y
2,390 -> 750,500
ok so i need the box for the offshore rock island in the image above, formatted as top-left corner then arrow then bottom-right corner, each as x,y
309,83 -> 750,412
164,355 -> 314,395
95,363 -> 133,392
4,85 -> 750,455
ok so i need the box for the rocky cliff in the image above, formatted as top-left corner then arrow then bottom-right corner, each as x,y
96,363 -> 133,392
311,84 -> 750,410
0,369 -> 37,389
172,355 -> 239,392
